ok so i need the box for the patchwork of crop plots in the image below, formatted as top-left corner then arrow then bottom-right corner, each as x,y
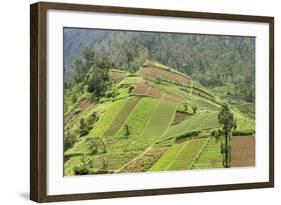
141,100 -> 177,139
191,96 -> 220,111
162,111 -> 220,141
64,61 -> 256,175
116,97 -> 159,138
191,137 -> 223,169
64,151 -> 141,176
119,147 -> 168,173
150,138 -> 207,171
103,97 -> 141,137
89,99 -> 127,138
138,65 -> 192,86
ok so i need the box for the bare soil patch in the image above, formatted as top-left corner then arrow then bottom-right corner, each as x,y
231,136 -> 255,167
172,112 -> 189,125
132,84 -> 150,95
79,99 -> 94,110
64,99 -> 95,125
147,87 -> 163,99
109,70 -> 126,83
163,94 -> 181,104
139,66 -> 192,85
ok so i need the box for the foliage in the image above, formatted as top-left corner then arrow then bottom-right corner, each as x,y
79,118 -> 89,137
175,130 -> 202,141
64,130 -> 77,151
191,104 -> 198,114
64,29 -> 255,103
213,103 -> 237,168
86,112 -> 99,128
218,103 -> 237,131
73,166 -> 89,175
123,124 -> 130,138
232,129 -> 255,136
87,57 -> 112,98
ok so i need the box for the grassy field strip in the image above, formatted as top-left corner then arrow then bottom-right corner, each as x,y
159,97 -> 179,139
89,99 -> 127,137
103,97 -> 141,137
191,137 -> 223,169
191,96 -> 220,111
138,100 -> 161,138
115,97 -> 159,138
149,143 -> 186,171
162,111 -> 220,141
140,100 -> 178,139
116,147 -> 153,172
113,98 -> 143,137
165,141 -> 190,170
196,113 -> 217,130
188,137 -> 211,169
167,139 -> 207,170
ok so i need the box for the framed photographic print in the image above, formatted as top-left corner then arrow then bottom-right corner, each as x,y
30,1 -> 274,202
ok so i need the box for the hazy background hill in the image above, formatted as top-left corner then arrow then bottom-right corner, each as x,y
63,28 -> 255,102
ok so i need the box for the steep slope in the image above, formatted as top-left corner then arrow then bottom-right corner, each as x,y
64,61 -> 255,175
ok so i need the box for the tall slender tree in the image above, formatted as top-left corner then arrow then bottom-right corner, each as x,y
213,103 -> 237,168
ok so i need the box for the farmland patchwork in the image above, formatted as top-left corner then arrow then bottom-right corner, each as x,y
64,60 -> 255,176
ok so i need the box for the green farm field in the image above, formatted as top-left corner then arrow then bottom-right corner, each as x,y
63,28 -> 255,176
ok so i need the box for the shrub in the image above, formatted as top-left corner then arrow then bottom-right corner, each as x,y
73,166 -> 89,175
64,130 -> 77,151
71,95 -> 77,103
64,136 -> 74,151
175,130 -> 202,141
79,118 -> 89,136
191,105 -> 198,114
87,112 -> 99,129
232,129 -> 255,136
105,90 -> 117,98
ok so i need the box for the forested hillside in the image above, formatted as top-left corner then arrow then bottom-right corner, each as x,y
64,28 -> 255,103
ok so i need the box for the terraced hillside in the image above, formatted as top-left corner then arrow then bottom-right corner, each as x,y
64,60 -> 255,176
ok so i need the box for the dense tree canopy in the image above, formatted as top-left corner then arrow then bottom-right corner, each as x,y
64,28 -> 255,102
